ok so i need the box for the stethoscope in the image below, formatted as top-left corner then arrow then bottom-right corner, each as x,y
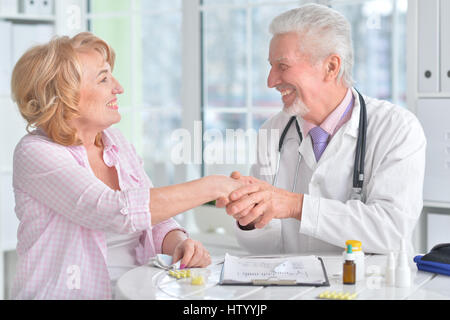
272,90 -> 367,201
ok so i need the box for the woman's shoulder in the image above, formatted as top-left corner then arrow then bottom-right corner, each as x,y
15,129 -> 66,155
13,130 -> 76,174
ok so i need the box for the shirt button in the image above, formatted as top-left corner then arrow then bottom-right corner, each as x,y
120,208 -> 129,215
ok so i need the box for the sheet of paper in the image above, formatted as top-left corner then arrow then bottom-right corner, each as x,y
221,253 -> 327,284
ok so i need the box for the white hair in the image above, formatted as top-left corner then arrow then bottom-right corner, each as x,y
269,3 -> 354,88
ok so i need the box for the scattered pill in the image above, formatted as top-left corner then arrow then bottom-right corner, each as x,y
317,290 -> 358,300
168,269 -> 192,279
191,275 -> 205,285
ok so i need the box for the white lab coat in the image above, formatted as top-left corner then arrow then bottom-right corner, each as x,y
234,88 -> 426,255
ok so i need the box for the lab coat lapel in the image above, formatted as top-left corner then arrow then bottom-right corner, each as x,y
296,116 -> 316,169
345,87 -> 362,139
298,133 -> 316,170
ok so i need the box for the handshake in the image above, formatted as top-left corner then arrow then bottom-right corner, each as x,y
215,172 -> 304,229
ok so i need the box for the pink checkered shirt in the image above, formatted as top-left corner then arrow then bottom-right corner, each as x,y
11,127 -> 184,299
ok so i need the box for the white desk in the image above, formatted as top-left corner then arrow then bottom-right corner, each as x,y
115,254 -> 450,300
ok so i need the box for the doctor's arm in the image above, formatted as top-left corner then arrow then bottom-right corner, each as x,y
224,119 -> 426,254
300,120 -> 426,254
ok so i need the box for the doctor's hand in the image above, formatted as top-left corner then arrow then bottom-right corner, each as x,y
226,181 -> 304,229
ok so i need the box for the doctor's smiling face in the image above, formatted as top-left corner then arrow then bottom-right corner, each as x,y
267,32 -> 331,121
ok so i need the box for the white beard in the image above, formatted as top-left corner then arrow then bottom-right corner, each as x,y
283,96 -> 310,117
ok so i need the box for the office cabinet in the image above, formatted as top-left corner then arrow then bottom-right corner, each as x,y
408,0 -> 450,253
0,0 -> 17,15
416,0 -> 450,94
417,99 -> 450,203
440,0 -> 450,92
18,0 -> 54,15
19,0 -> 40,15
38,0 -> 53,15
417,0 -> 439,93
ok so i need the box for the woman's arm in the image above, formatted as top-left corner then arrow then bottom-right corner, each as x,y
15,137 -> 243,232
150,175 -> 241,225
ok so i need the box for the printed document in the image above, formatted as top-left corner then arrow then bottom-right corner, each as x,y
220,253 -> 328,286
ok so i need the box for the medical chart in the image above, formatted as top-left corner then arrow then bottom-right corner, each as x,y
220,253 -> 329,286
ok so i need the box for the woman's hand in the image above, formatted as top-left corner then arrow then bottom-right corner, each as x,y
172,238 -> 211,269
162,230 -> 211,268
215,171 -> 261,208
211,173 -> 247,200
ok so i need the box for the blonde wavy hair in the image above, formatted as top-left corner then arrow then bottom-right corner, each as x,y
11,32 -> 116,146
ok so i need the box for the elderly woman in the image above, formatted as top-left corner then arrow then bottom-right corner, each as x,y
10,32 -> 243,299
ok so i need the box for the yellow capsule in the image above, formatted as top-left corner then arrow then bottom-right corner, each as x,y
191,275 -> 205,285
338,293 -> 347,300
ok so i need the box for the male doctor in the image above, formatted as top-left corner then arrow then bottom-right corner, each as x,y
218,4 -> 426,255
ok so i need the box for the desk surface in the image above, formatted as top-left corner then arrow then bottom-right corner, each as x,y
115,254 -> 450,300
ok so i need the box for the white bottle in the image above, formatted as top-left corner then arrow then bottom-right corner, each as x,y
385,252 -> 396,286
395,240 -> 411,288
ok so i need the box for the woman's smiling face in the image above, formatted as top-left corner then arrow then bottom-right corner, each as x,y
74,49 -> 124,132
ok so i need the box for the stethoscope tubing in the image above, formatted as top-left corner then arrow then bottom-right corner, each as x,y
273,90 -> 367,196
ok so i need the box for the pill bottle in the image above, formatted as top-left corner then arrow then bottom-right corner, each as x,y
342,240 -> 365,281
343,244 -> 356,285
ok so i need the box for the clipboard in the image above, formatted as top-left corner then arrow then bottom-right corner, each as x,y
219,254 -> 330,287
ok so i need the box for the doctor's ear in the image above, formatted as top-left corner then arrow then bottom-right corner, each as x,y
323,54 -> 341,82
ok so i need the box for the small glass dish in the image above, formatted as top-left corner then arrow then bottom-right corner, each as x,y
189,268 -> 211,286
